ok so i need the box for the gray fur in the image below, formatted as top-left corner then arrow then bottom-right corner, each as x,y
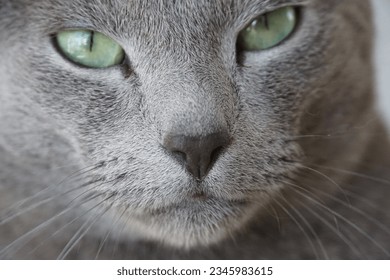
0,0 -> 389,259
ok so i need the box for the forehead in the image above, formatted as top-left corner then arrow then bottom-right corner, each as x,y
18,0 -> 309,50
28,0 -> 306,14
24,0 -> 308,28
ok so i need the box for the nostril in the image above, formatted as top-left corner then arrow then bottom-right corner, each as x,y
171,150 -> 187,165
210,146 -> 224,166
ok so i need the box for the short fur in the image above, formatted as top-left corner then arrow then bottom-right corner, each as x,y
0,0 -> 389,259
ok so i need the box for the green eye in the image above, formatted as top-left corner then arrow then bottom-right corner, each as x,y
238,7 -> 297,51
56,30 -> 125,68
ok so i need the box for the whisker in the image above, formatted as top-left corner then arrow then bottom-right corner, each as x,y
284,116 -> 380,142
0,179 -> 101,226
284,133 -> 353,142
297,165 -> 351,205
308,163 -> 390,186
26,193 -> 114,257
94,206 -> 128,260
285,182 -> 390,257
277,193 -> 329,259
0,191 -> 104,259
65,180 -> 107,205
110,208 -> 133,258
276,179 -> 382,257
309,187 -> 390,236
295,198 -> 362,257
267,194 -> 321,259
56,197 -> 115,260
269,204 -> 282,233
0,162 -> 104,221
341,188 -> 382,210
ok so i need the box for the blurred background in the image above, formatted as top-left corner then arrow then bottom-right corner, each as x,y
373,0 -> 390,126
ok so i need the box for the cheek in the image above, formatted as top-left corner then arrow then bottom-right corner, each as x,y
19,62 -> 140,133
19,70 -> 93,119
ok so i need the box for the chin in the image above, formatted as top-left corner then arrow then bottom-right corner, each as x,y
120,195 -> 262,249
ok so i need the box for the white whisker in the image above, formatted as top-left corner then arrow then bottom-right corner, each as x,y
0,192 -> 104,259
57,201 -> 113,260
288,183 -> 390,257
268,194 -> 321,259
94,206 -> 128,260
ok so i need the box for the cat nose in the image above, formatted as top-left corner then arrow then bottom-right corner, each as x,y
163,132 -> 230,180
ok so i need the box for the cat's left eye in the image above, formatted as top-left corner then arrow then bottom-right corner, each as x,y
237,6 -> 298,52
56,30 -> 125,68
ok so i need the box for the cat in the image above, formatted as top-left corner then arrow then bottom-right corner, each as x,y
0,0 -> 389,259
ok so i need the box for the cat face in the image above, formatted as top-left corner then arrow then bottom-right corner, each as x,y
0,0 -> 374,248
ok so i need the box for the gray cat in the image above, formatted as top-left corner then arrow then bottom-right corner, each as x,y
0,0 -> 389,259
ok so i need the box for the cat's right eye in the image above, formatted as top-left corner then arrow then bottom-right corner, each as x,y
55,29 -> 125,68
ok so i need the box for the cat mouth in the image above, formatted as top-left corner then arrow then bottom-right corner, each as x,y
190,191 -> 209,200
190,191 -> 248,205
145,194 -> 249,217
188,181 -> 249,203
